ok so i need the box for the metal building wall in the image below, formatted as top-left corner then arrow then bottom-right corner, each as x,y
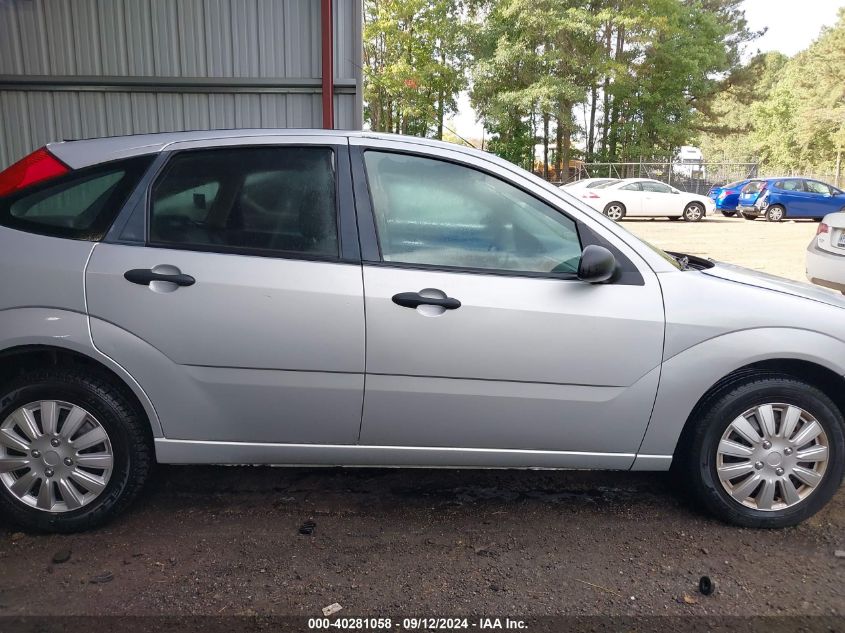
0,0 -> 363,167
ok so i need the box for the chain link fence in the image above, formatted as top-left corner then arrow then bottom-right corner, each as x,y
568,162 -> 759,195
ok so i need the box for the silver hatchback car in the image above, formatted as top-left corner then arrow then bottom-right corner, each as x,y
0,130 -> 843,533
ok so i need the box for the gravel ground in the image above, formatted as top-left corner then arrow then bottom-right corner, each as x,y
623,214 -> 821,283
0,213 -> 843,621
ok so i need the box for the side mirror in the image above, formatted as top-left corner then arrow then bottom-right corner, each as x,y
577,244 -> 617,284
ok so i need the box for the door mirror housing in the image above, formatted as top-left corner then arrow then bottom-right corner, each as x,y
577,245 -> 616,284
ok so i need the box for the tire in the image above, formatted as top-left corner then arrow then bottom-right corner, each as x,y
766,205 -> 785,222
721,211 -> 737,217
741,213 -> 757,220
0,368 -> 153,533
683,202 -> 705,222
602,202 -> 625,221
680,376 -> 845,528
668,216 -> 681,221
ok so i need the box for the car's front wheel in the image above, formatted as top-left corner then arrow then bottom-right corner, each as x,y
681,376 -> 844,528
683,202 -> 705,222
0,368 -> 153,533
721,210 -> 737,217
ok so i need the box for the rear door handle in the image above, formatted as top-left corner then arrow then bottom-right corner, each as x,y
392,292 -> 461,310
124,269 -> 196,287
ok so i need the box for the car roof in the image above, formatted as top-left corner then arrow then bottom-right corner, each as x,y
45,129 -> 492,169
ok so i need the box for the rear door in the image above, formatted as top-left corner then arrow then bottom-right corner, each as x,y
613,181 -> 644,216
640,180 -> 678,215
351,140 -> 665,466
773,179 -> 808,215
85,139 -> 366,444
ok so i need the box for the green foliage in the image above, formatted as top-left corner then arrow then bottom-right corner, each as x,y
364,0 -> 467,137
363,0 -> 759,175
700,9 -> 845,174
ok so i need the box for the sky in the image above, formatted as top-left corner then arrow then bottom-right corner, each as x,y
449,0 -> 845,139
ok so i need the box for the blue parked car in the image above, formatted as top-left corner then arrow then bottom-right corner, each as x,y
707,179 -> 751,216
737,177 -> 845,222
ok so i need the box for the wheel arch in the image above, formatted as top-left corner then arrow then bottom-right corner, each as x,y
671,359 -> 845,463
0,343 -> 162,439
636,326 -> 845,466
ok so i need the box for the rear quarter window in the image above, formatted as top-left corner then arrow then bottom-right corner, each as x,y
0,156 -> 153,240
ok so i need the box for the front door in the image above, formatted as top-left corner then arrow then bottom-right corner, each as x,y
803,180 -> 843,218
355,149 -> 665,466
86,143 -> 365,444
641,180 -> 678,215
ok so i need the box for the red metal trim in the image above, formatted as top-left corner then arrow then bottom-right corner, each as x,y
320,0 -> 334,129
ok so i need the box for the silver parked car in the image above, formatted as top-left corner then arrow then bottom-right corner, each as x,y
0,130 -> 843,533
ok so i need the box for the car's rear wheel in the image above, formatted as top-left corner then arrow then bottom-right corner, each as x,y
0,368 -> 153,533
602,202 -> 625,221
681,376 -> 844,528
683,202 -> 705,222
721,210 -> 737,217
668,216 -> 681,221
766,205 -> 785,222
741,212 -> 757,220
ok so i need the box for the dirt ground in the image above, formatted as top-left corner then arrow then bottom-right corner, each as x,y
0,214 -> 843,623
624,214 -> 821,283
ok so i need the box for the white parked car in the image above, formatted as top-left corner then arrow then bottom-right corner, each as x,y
560,177 -> 621,192
807,212 -> 845,294
577,178 -> 715,222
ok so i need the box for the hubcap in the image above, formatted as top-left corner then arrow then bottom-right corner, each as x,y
769,208 -> 783,221
686,205 -> 702,221
0,401 -> 114,513
716,403 -> 828,511
605,205 -> 623,220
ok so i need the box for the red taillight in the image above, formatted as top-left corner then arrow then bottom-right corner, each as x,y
0,147 -> 70,197
817,223 -> 830,235
726,190 -> 736,195
583,191 -> 601,199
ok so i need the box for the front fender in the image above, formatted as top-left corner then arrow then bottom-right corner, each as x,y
636,327 -> 845,461
0,307 -> 163,437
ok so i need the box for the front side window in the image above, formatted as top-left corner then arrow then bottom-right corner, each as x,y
150,147 -> 338,258
805,180 -> 831,195
0,157 -> 152,240
641,181 -> 672,193
363,152 -> 582,275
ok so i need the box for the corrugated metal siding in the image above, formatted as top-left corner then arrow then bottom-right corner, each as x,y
0,0 -> 362,166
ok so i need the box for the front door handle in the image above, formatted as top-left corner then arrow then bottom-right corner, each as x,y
124,269 -> 196,287
392,291 -> 461,310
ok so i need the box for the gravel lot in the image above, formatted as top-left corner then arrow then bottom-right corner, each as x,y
0,214 -> 843,623
624,214 -> 820,283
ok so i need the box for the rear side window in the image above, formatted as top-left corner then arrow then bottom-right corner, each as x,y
0,157 -> 152,240
620,182 -> 642,191
150,147 -> 338,259
775,180 -> 804,191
